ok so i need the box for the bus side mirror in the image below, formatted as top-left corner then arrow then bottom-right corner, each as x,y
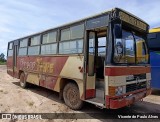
114,24 -> 122,39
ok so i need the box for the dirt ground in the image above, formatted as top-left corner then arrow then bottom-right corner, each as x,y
0,65 -> 160,122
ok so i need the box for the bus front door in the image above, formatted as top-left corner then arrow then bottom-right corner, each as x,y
85,31 -> 96,99
85,30 -> 105,107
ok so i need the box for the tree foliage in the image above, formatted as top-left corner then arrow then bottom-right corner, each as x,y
0,53 -> 6,62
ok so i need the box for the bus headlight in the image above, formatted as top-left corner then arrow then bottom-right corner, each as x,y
147,81 -> 151,88
115,86 -> 123,96
109,86 -> 125,96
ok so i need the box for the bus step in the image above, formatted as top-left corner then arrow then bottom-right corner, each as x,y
96,89 -> 104,99
85,88 -> 105,107
85,97 -> 105,108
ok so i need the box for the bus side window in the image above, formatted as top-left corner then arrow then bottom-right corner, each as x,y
28,35 -> 40,55
9,43 -> 13,50
18,38 -> 28,56
59,23 -> 84,54
148,33 -> 156,39
8,42 -> 13,56
41,31 -> 57,55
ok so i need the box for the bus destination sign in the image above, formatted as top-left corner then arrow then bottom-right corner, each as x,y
119,11 -> 148,31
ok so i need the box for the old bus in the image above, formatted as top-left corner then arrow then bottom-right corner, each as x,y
148,27 -> 160,89
7,8 -> 151,110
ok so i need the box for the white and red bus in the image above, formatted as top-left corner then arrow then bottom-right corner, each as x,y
7,8 -> 151,110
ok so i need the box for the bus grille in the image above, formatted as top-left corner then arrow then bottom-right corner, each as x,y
126,82 -> 146,93
126,74 -> 146,82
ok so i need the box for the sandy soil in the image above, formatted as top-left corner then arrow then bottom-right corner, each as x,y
0,65 -> 160,122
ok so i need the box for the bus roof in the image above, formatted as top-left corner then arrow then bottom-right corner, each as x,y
149,27 -> 160,33
9,7 -> 148,42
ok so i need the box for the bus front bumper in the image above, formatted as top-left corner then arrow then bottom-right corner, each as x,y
108,88 -> 151,109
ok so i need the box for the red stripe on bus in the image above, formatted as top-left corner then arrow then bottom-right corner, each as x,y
16,56 -> 69,90
85,89 -> 95,99
105,67 -> 150,76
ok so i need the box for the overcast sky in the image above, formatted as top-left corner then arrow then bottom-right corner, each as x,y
1,0 -> 160,57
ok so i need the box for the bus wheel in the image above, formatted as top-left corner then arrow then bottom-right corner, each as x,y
63,83 -> 83,110
20,72 -> 27,88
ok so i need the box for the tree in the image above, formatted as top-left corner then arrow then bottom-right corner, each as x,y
0,53 -> 6,62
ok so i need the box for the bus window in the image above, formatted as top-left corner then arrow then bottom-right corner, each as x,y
135,36 -> 148,63
125,39 -> 134,56
70,24 -> 84,39
28,46 -> 40,55
9,43 -> 13,49
28,35 -> 40,55
148,32 -> 160,49
98,37 -> 106,56
30,35 -> 40,46
20,38 -> 28,47
42,31 -> 57,44
19,48 -> 27,56
114,30 -> 148,64
59,24 -> 84,54
60,24 -> 84,41
89,34 -> 95,54
61,28 -> 70,41
41,31 -> 57,55
18,38 -> 28,56
148,33 -> 156,39
59,39 -> 83,54
8,42 -> 13,56
41,44 -> 57,55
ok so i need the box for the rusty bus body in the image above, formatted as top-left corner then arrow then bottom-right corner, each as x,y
7,8 -> 151,110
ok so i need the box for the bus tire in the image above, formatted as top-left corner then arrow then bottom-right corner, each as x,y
19,72 -> 27,88
63,83 -> 83,110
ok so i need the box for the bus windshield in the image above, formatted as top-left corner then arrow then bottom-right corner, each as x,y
113,29 -> 149,64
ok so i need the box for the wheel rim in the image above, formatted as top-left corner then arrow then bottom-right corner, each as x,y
66,87 -> 79,106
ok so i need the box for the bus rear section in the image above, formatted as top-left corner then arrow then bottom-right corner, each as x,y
7,8 -> 151,110
148,27 -> 160,89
